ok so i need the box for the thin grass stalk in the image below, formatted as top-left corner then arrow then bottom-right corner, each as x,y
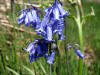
23,65 -> 35,75
50,64 -> 52,75
39,62 -> 47,75
6,66 -> 19,75
64,17 -> 71,75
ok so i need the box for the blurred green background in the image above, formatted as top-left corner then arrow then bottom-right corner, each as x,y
0,0 -> 100,75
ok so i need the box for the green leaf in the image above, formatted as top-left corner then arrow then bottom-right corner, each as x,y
39,62 -> 47,75
23,65 -> 35,75
6,66 -> 19,75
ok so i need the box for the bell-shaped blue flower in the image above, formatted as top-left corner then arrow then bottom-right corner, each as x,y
47,51 -> 55,64
27,9 -> 34,23
17,9 -> 26,24
57,3 -> 68,17
75,49 -> 85,59
23,41 -> 36,53
53,17 -> 64,34
31,8 -> 41,28
35,8 -> 52,35
29,49 -> 37,62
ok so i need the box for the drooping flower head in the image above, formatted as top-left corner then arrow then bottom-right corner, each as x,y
23,38 -> 56,64
17,6 -> 41,28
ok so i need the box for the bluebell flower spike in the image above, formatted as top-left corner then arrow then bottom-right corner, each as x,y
47,51 -> 55,64
75,49 -> 85,59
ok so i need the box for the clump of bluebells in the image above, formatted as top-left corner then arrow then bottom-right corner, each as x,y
17,0 -> 85,64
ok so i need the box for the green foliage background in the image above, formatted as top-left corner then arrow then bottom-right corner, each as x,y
0,0 -> 100,75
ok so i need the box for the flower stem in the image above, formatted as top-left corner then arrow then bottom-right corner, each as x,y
75,2 -> 84,75
50,64 -> 52,75
78,25 -> 84,75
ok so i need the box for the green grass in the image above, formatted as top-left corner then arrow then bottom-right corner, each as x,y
0,1 -> 100,75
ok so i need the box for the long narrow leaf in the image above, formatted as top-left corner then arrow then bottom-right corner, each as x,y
39,62 -> 47,75
6,67 -> 19,75
23,65 -> 35,75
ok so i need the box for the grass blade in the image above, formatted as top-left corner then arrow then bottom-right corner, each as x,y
39,62 -> 47,75
23,65 -> 35,75
6,66 -> 19,75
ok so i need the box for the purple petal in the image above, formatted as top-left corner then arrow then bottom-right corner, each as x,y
53,7 -> 60,20
29,50 -> 37,62
17,19 -> 24,24
18,9 -> 26,20
58,31 -> 64,40
24,42 -> 35,53
47,52 -> 55,64
27,10 -> 34,23
57,3 -> 68,17
46,26 -> 53,41
75,49 -> 85,59
31,9 -> 37,22
25,14 -> 30,26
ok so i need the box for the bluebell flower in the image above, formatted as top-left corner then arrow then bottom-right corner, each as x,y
31,7 -> 41,28
24,39 -> 50,63
47,51 -> 55,64
57,3 -> 69,17
23,42 -> 35,53
35,7 -> 53,35
17,9 -> 26,24
75,48 -> 85,59
25,9 -> 33,26
29,49 -> 37,62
